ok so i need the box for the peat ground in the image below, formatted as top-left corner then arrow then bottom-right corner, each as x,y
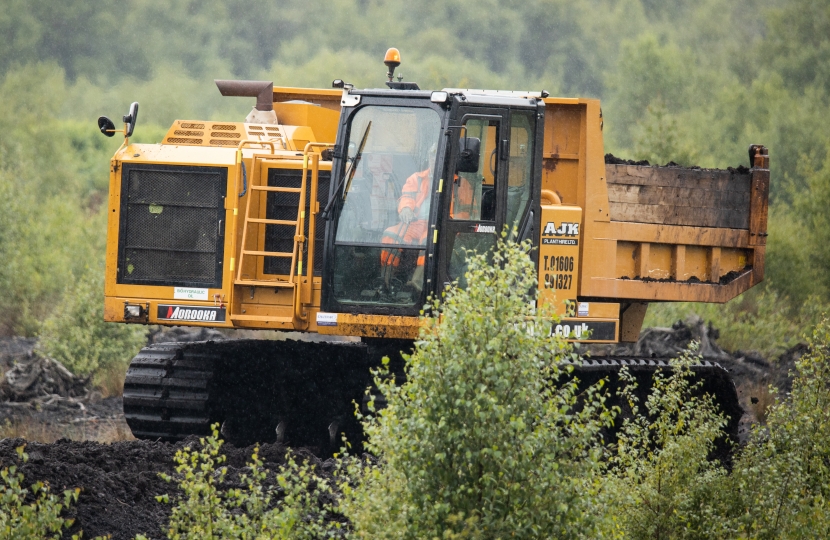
0,435 -> 334,539
0,321 -> 806,539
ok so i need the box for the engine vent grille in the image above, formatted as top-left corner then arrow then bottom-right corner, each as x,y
163,121 -> 286,149
163,121 -> 245,148
117,164 -> 227,288
167,137 -> 203,145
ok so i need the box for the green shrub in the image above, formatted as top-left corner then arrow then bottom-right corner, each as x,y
598,318 -> 830,538
39,264 -> 146,377
148,425 -> 338,540
598,346 -> 731,539
719,317 -> 830,538
0,444 -> 93,540
341,237 -> 615,539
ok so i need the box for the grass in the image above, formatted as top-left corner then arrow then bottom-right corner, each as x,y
93,361 -> 129,398
644,286 -> 822,359
0,416 -> 134,444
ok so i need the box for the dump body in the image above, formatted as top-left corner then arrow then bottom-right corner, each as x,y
535,98 -> 768,341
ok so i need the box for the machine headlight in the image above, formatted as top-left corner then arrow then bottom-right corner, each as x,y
124,303 -> 147,320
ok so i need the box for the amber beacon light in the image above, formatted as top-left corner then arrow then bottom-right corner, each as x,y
384,47 -> 401,81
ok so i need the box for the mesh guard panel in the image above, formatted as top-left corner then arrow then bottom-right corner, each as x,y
118,164 -> 227,287
263,169 -> 330,276
264,170 -> 302,275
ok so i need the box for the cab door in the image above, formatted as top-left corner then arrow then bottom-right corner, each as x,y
436,106 -> 538,289
437,108 -> 506,289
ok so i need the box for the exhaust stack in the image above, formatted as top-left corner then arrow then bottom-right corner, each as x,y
215,79 -> 277,124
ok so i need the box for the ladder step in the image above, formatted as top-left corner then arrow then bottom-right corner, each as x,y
246,217 -> 297,226
241,250 -> 293,258
235,279 -> 295,288
250,185 -> 302,193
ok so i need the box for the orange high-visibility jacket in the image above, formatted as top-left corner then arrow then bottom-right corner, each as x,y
398,169 -> 431,215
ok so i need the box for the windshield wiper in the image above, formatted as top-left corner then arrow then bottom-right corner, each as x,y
320,121 -> 372,221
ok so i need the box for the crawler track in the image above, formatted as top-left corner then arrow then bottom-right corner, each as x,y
124,339 -> 376,448
123,342 -> 219,440
123,340 -> 742,448
568,356 -> 742,442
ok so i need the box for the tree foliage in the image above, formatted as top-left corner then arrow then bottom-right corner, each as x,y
39,264 -> 146,377
1,0 -> 829,374
341,238 -> 614,538
599,347 -> 731,539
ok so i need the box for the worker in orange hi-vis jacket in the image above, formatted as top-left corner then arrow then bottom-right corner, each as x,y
380,145 -> 477,293
379,160 -> 433,292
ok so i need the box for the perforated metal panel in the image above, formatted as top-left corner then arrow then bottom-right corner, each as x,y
118,164 -> 227,287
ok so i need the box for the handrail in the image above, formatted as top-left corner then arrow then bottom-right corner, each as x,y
541,189 -> 562,205
235,140 -> 276,197
233,140 -> 278,287
294,142 -> 334,322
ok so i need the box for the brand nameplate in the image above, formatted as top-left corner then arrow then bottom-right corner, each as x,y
157,305 -> 226,323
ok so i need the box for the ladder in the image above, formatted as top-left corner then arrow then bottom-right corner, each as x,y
232,143 -> 332,327
235,170 -> 306,290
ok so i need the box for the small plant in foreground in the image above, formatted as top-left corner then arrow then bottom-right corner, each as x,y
720,316 -> 830,538
598,345 -> 731,539
340,237 -> 615,539
0,444 -> 94,540
148,424 -> 337,540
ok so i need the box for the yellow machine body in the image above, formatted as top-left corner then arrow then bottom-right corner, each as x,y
104,87 -> 768,345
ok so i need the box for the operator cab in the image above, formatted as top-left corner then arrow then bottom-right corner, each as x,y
321,87 -> 544,316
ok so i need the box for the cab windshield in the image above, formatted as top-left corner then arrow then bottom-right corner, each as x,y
332,105 -> 441,307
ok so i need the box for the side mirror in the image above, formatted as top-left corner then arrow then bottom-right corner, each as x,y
123,102 -> 139,137
457,137 -> 481,173
97,116 -> 116,137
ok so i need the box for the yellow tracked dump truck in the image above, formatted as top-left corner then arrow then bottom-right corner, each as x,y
99,50 -> 768,447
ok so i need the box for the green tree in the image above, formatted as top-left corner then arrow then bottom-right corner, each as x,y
341,238 -> 614,538
716,317 -> 830,537
792,145 -> 830,296
598,348 -> 731,539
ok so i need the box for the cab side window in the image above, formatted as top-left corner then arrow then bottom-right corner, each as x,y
506,111 -> 533,233
450,118 -> 499,222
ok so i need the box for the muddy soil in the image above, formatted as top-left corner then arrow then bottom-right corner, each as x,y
0,436 -> 334,539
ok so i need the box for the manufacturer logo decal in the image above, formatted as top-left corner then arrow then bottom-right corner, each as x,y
542,221 -> 580,245
157,305 -> 226,322
474,224 -> 496,233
